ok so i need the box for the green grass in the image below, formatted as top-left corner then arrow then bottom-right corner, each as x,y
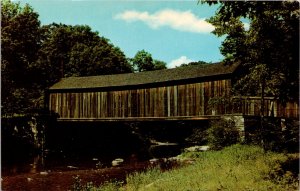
77,145 -> 299,191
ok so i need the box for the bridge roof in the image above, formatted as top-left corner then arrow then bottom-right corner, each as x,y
49,62 -> 239,91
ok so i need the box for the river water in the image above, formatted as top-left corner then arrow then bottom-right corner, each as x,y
2,120 -> 206,191
2,143 -> 182,177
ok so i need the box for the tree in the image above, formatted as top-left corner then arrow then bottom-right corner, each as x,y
202,0 -> 299,150
37,23 -> 133,87
1,0 -> 43,115
131,50 -> 167,72
131,50 -> 154,72
153,60 -> 167,70
179,60 -> 211,67
202,1 -> 299,102
1,0 -> 134,115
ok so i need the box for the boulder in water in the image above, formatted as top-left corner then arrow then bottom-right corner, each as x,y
184,145 -> 210,152
112,158 -> 124,167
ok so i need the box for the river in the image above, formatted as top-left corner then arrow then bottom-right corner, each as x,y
1,143 -> 183,191
2,120 -> 206,190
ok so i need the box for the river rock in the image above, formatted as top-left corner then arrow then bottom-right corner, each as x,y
67,166 -> 78,169
112,158 -> 124,166
40,171 -> 48,175
184,145 -> 210,152
149,158 -> 159,165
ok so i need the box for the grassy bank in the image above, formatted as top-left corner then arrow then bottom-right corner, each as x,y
78,145 -> 299,191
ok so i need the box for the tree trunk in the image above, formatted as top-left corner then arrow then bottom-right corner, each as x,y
260,79 -> 266,151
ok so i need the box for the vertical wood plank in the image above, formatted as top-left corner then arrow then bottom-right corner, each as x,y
174,85 -> 178,116
167,86 -> 171,117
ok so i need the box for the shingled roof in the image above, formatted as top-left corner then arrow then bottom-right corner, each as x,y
49,62 -> 239,91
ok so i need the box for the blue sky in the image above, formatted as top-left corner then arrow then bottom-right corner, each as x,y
19,0 -> 225,68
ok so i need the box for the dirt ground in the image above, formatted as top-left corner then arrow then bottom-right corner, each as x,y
2,162 -> 149,191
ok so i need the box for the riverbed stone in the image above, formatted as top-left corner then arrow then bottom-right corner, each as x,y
112,158 -> 124,166
40,171 -> 48,175
67,166 -> 78,169
184,145 -> 210,152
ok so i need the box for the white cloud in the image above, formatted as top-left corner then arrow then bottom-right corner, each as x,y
168,56 -> 194,68
115,9 -> 214,34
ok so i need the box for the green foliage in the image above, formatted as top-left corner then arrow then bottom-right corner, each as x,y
207,119 -> 240,150
1,0 -> 43,115
185,128 -> 208,145
131,50 -> 154,72
204,1 -> 299,101
37,23 -> 133,86
1,0 -> 133,116
233,64 -> 285,98
71,175 -> 122,191
208,95 -> 232,114
96,182 -> 123,191
179,60 -> 211,67
281,119 -> 299,153
153,60 -> 167,70
131,50 -> 166,72
95,145 -> 299,190
71,175 -> 95,191
203,2 -> 299,153
125,168 -> 163,190
246,118 -> 299,153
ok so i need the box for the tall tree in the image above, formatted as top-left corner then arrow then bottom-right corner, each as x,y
37,23 -> 133,87
1,0 -> 133,115
131,50 -> 154,72
203,1 -> 299,102
131,50 -> 166,72
203,0 -> 299,150
1,0 -> 42,114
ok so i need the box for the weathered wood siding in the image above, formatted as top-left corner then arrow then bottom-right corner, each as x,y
49,78 -> 298,119
229,97 -> 299,118
49,79 -> 231,119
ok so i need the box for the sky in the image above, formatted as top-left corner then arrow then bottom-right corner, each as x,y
18,0 -> 225,68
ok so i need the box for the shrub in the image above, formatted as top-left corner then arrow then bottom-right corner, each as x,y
281,119 -> 299,152
245,117 -> 299,152
207,119 -> 240,150
71,175 -> 121,191
71,175 -> 94,191
185,128 -> 208,145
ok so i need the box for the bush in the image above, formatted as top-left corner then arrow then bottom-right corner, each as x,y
245,117 -> 299,152
281,119 -> 299,153
207,119 -> 240,150
185,128 -> 208,145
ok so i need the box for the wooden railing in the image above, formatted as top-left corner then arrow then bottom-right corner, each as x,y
210,96 -> 299,118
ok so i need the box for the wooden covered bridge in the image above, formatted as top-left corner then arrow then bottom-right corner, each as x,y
47,63 -> 298,121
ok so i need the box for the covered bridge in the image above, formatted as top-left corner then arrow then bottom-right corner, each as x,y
47,63 -> 298,121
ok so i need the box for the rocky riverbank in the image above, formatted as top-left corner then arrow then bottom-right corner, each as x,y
2,151 -> 199,191
2,161 -> 149,191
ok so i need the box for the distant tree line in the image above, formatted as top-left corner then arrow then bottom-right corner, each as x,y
1,0 -> 168,115
179,61 -> 212,67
